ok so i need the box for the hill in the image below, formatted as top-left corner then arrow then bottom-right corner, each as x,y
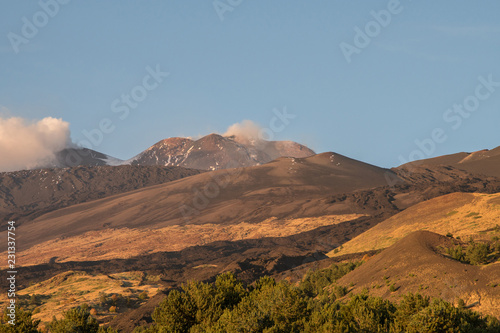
337,231 -> 500,318
399,146 -> 500,178
328,192 -> 500,257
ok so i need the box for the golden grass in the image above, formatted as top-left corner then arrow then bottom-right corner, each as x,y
4,214 -> 364,267
0,270 -> 160,325
328,193 -> 500,257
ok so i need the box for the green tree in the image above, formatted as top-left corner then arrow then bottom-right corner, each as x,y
151,289 -> 196,332
404,298 -> 497,333
215,277 -> 308,332
49,305 -> 99,333
447,245 -> 466,262
0,307 -> 41,333
299,262 -> 361,298
140,270 -> 500,332
29,295 -> 38,306
391,293 -> 430,331
151,272 -> 247,332
466,242 -> 490,265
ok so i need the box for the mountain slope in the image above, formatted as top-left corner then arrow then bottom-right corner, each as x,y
328,192 -> 500,257
9,152 -> 400,260
337,231 -> 500,318
399,146 -> 500,178
54,148 -> 124,167
128,134 -> 315,170
0,165 -> 203,222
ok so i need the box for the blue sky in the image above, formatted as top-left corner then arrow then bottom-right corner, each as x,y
1,1 -> 499,167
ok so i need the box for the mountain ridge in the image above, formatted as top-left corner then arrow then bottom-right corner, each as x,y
399,145 -> 500,178
127,133 -> 315,170
51,133 -> 315,171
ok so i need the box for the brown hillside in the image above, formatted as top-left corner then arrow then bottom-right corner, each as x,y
9,152 -> 399,258
399,146 -> 500,178
337,231 -> 500,318
328,192 -> 500,257
0,165 -> 202,223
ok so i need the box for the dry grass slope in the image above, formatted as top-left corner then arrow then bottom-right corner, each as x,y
6,214 -> 364,266
0,270 -> 161,327
329,192 -> 500,257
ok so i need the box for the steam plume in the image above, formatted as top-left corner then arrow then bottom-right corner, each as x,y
0,116 -> 71,172
223,120 -> 264,145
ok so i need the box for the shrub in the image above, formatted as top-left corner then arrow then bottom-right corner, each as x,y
99,293 -> 107,305
29,294 -> 38,306
447,245 -> 466,262
403,298 -> 498,333
466,242 -> 490,265
446,242 -> 492,265
0,307 -> 41,332
299,262 -> 361,297
48,306 -> 99,333
215,279 -> 307,332
152,289 -> 196,331
151,272 -> 248,331
141,271 -> 500,333
457,298 -> 466,309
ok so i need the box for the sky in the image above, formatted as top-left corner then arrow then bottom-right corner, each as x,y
1,0 -> 499,168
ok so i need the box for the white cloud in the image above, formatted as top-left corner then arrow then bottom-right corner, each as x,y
0,116 -> 72,172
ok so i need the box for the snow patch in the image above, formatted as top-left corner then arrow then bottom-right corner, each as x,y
103,155 -> 125,166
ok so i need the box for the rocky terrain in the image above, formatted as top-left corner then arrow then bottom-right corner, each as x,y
0,165 -> 202,223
